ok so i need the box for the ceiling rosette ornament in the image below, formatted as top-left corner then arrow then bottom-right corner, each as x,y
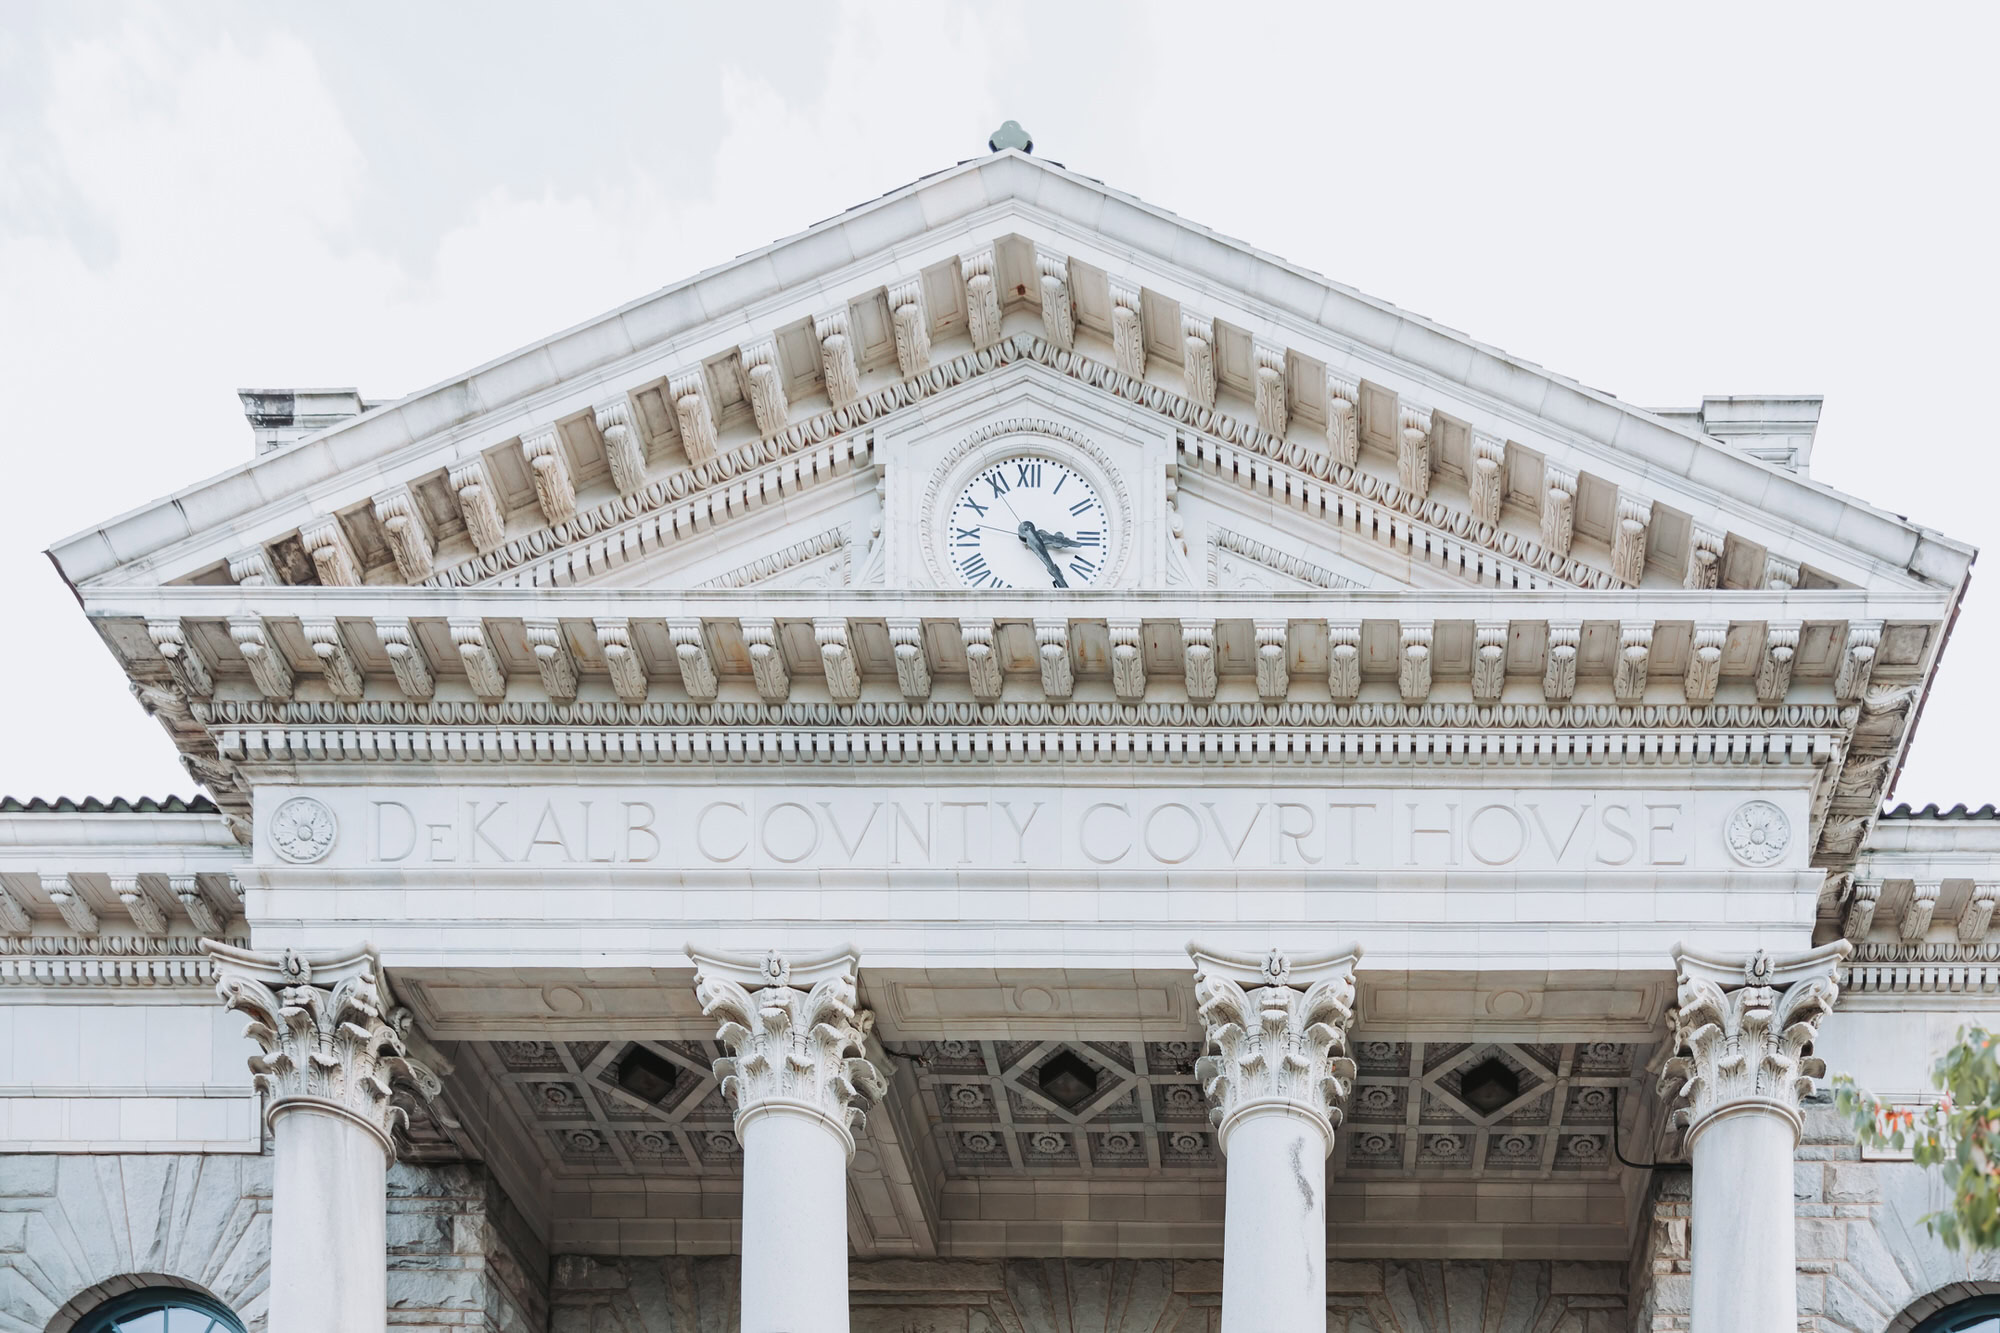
205,941 -> 441,1156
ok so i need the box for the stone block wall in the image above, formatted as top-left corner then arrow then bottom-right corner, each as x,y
0,1153 -> 544,1333
1625,1172 -> 1691,1331
548,1255 -> 1627,1331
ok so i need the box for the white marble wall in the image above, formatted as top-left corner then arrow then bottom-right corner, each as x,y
0,1000 -> 259,1151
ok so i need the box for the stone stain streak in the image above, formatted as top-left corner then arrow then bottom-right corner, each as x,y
1289,1135 -> 1314,1212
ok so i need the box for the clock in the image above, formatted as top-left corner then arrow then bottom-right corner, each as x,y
946,455 -> 1109,589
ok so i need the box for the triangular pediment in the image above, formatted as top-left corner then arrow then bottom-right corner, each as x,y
50,150 -> 1968,606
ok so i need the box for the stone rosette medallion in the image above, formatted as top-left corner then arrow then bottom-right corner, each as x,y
1724,799 -> 1790,867
269,795 -> 338,864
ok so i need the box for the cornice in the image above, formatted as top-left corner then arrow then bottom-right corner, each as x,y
0,934 -> 249,988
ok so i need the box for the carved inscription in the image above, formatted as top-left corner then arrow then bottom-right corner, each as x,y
304,787 -> 1787,872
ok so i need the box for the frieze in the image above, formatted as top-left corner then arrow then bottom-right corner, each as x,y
273,785 -> 1805,874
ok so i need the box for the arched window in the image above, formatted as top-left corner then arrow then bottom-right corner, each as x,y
1917,1297 -> 2000,1333
72,1289 -> 244,1333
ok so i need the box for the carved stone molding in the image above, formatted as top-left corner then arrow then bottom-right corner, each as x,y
1659,942 -> 1849,1142
206,941 -> 440,1156
686,943 -> 885,1154
1188,942 -> 1360,1151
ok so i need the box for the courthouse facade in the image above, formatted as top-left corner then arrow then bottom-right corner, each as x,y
5,144 -> 1999,1332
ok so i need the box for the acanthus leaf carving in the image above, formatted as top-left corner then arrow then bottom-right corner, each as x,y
299,518 -> 361,588
1901,882 -> 1942,942
230,617 -> 295,700
1036,620 -> 1073,699
525,619 -> 579,702
1841,879 -> 1881,944
741,619 -> 791,702
1837,622 -> 1881,702
1757,621 -> 1800,704
1181,620 -> 1217,701
1254,620 -> 1289,700
372,485 -> 434,582
815,618 -> 861,705
1035,250 -> 1074,350
207,942 -> 441,1157
1190,943 -> 1359,1149
594,619 -> 649,703
1325,374 -> 1360,469
689,945 -> 885,1152
593,397 -> 649,496
1109,619 -> 1146,701
1252,341 -> 1287,437
448,457 -> 508,555
112,874 -> 166,938
1542,621 -> 1579,702
39,873 -> 98,935
1397,403 -> 1433,504
520,426 -> 578,527
1472,621 -> 1508,703
374,619 -> 435,700
1539,464 -> 1577,559
0,885 -> 29,936
1327,621 -> 1361,702
227,547 -> 276,587
1659,944 -> 1848,1138
1181,309 -> 1216,410
1683,621 -> 1727,704
1467,432 -> 1506,526
670,619 -> 718,701
1108,276 -> 1146,378
149,620 -> 214,699
171,874 -> 223,937
302,619 -> 365,701
1684,525 -> 1724,590
450,619 -> 508,700
961,245 -> 1003,350
669,369 -> 719,466
887,619 -> 931,699
1610,496 -> 1652,587
1614,621 -> 1652,703
1398,622 -> 1433,703
888,278 -> 932,377
813,307 -> 862,408
740,337 -> 790,437
1961,884 -> 2000,944
961,620 -> 1004,702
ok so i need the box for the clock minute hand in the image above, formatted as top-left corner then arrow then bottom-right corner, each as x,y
1016,521 -> 1070,589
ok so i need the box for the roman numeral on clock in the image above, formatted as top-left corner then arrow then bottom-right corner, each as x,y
1068,557 -> 1098,580
958,553 -> 992,585
1069,498 -> 1096,516
1015,461 -> 1042,487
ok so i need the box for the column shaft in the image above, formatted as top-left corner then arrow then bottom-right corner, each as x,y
739,1108 -> 854,1333
1689,1109 -> 1798,1333
1218,1105 -> 1331,1333
270,1109 -> 390,1333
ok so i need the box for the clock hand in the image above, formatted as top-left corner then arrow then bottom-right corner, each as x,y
1016,522 -> 1069,589
1032,527 -> 1084,550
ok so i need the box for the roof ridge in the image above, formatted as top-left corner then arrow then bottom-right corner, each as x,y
1880,801 -> 2000,820
0,795 -> 220,815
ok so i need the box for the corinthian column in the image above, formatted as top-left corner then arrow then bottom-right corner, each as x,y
1659,942 -> 1850,1333
689,943 -> 886,1333
1189,942 -> 1362,1333
206,942 -> 439,1333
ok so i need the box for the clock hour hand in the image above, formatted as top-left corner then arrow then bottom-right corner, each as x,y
1032,527 -> 1084,550
1016,521 -> 1070,589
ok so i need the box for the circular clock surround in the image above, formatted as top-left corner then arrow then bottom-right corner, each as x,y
920,419 -> 1133,589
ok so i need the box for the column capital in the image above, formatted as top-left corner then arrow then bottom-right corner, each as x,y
1188,942 -> 1362,1152
1659,941 -> 1851,1144
688,942 -> 886,1156
204,941 -> 441,1159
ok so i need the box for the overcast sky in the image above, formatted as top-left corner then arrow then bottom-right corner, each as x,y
2,2 -> 1995,804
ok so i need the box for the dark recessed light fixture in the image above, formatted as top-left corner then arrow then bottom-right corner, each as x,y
616,1045 -> 680,1105
1037,1050 -> 1099,1111
1458,1057 -> 1520,1116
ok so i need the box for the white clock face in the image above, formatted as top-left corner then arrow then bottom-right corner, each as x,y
946,456 -> 1109,589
